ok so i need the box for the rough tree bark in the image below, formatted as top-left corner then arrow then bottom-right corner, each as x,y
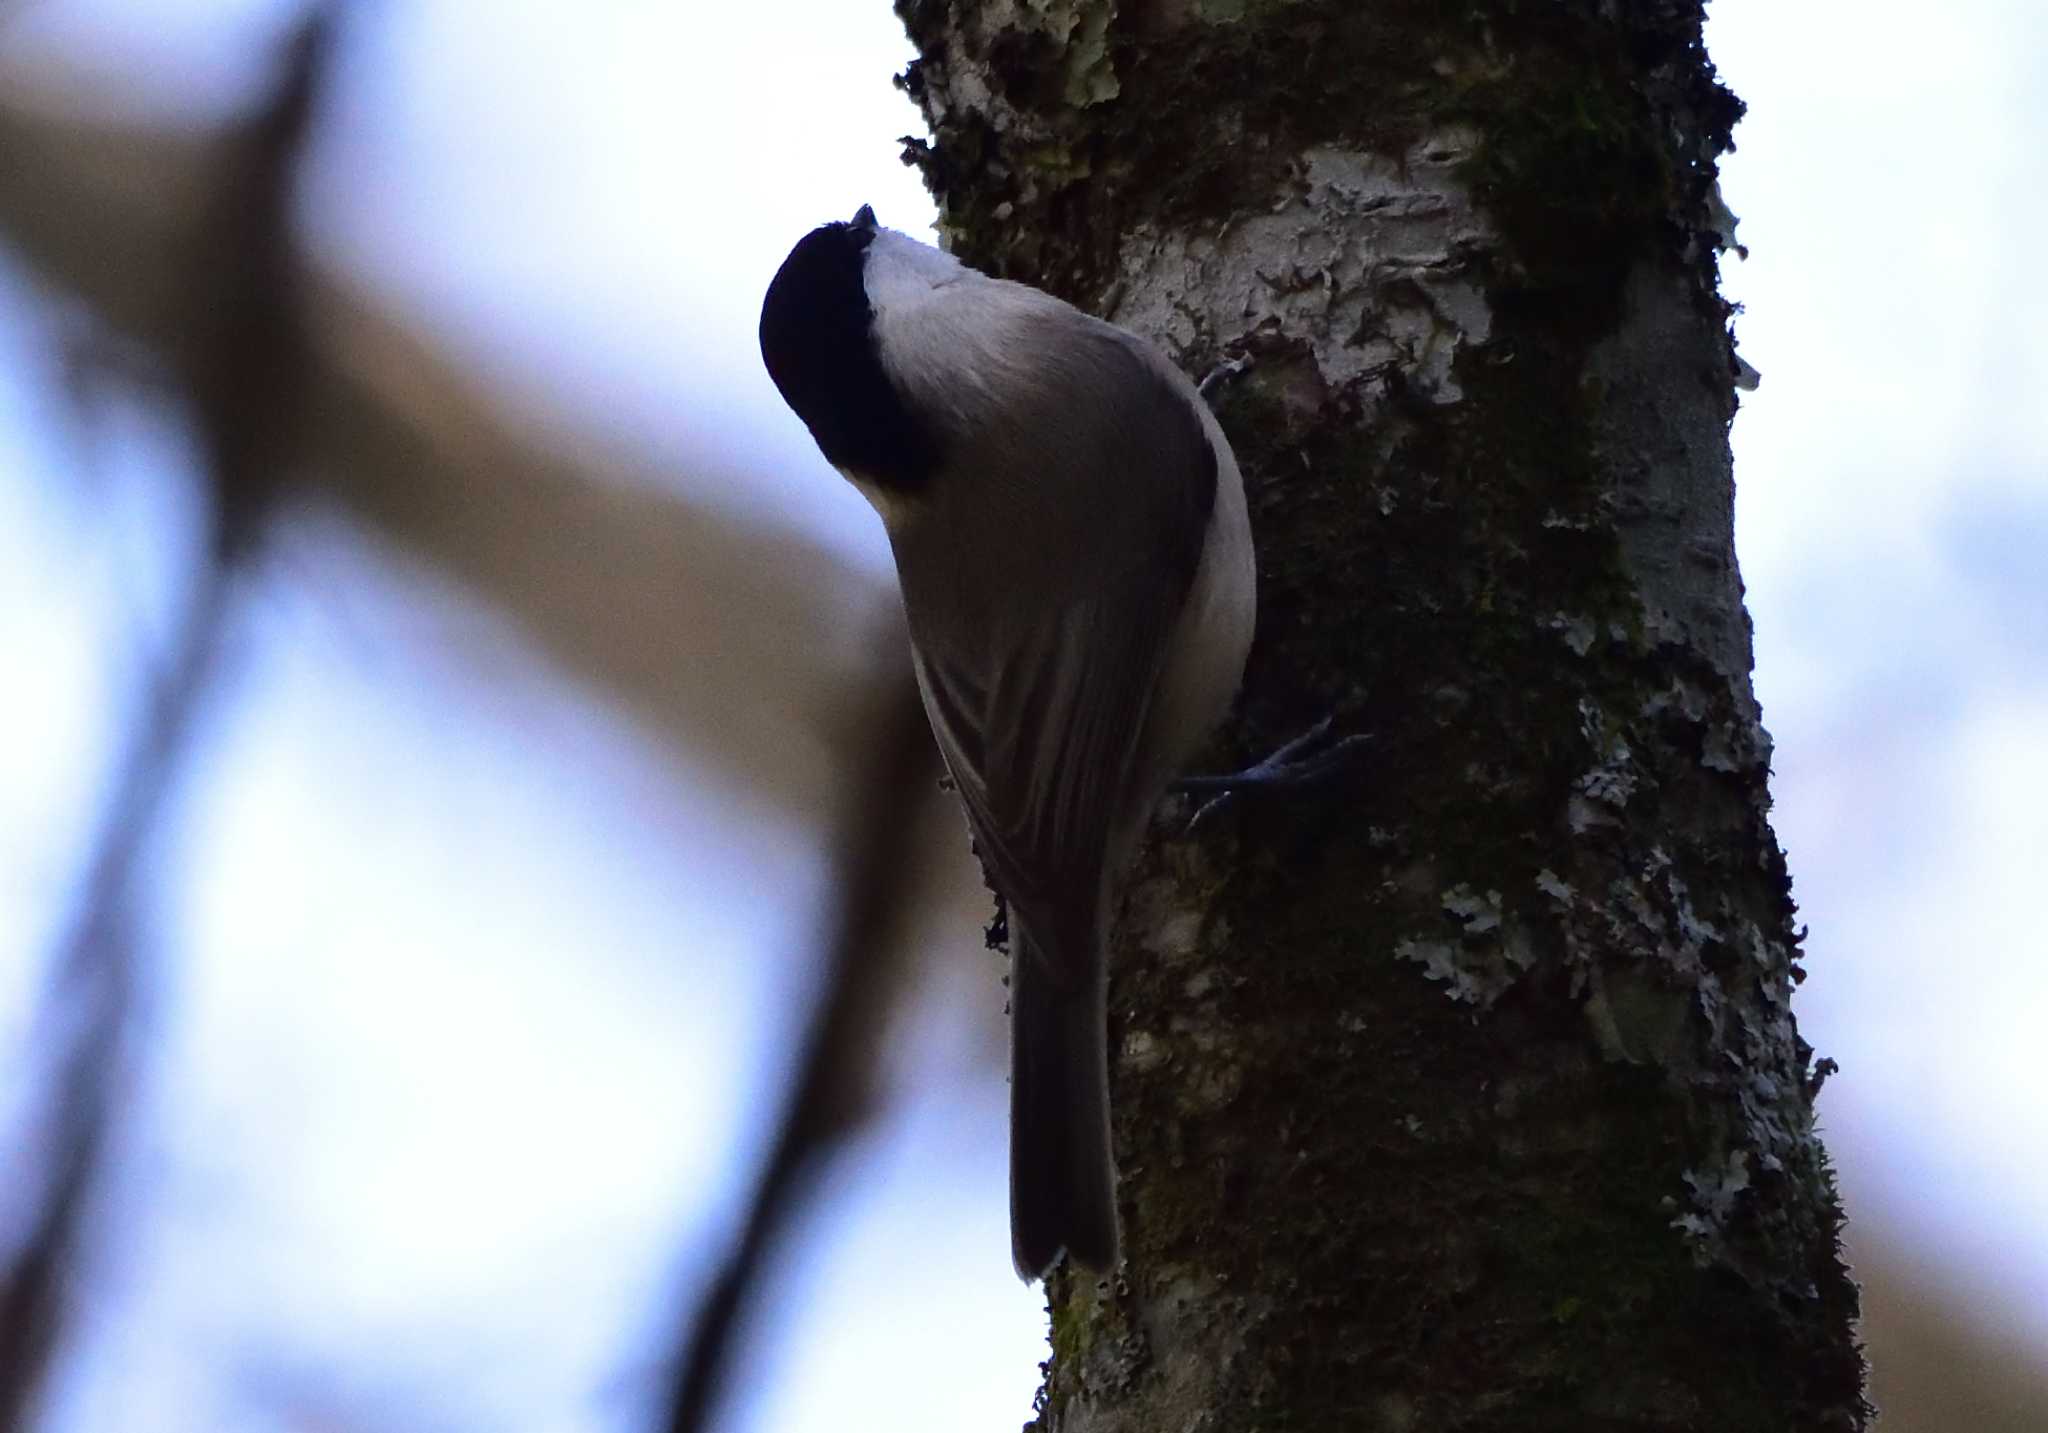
896,2 -> 1868,1429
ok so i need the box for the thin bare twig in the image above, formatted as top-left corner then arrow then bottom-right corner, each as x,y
0,12 -> 334,1426
0,557 -> 236,1427
661,673 -> 937,1433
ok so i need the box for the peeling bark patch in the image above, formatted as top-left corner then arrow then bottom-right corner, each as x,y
1109,136 -> 1492,401
1591,264 -> 1756,685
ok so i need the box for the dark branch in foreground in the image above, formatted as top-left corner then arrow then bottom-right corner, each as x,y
661,674 -> 937,1433
0,559 -> 234,1429
0,13 -> 333,1427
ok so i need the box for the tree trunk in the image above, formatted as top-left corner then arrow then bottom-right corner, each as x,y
898,2 -> 1868,1429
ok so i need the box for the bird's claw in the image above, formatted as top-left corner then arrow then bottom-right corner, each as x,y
1174,716 -> 1372,833
1197,355 -> 1250,404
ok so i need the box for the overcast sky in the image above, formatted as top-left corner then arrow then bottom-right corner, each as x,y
1,2 -> 2043,1429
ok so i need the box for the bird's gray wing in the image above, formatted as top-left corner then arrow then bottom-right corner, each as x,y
911,592 -> 1178,986
894,316 -> 1221,990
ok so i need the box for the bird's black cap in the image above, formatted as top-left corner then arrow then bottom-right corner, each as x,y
759,205 -> 938,489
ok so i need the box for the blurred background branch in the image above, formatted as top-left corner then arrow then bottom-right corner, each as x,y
0,13 -> 331,1422
661,672 -> 934,1433
0,7 -> 963,1430
0,37 -> 886,821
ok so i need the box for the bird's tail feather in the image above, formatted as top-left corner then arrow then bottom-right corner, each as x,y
1008,924 -> 1118,1281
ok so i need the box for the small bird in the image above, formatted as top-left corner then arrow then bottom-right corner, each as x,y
760,205 -> 1255,1280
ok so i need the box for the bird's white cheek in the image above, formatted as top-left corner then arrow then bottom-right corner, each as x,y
837,467 -> 917,532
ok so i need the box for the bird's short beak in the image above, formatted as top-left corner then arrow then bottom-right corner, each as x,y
851,204 -> 878,232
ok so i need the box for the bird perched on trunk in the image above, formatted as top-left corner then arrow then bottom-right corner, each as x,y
760,205 -> 1255,1281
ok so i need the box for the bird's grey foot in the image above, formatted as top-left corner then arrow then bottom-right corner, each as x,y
1173,716 -> 1371,832
1197,355 -> 1250,404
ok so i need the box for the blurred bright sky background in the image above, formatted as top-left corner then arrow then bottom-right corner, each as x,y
0,1 -> 2042,1430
